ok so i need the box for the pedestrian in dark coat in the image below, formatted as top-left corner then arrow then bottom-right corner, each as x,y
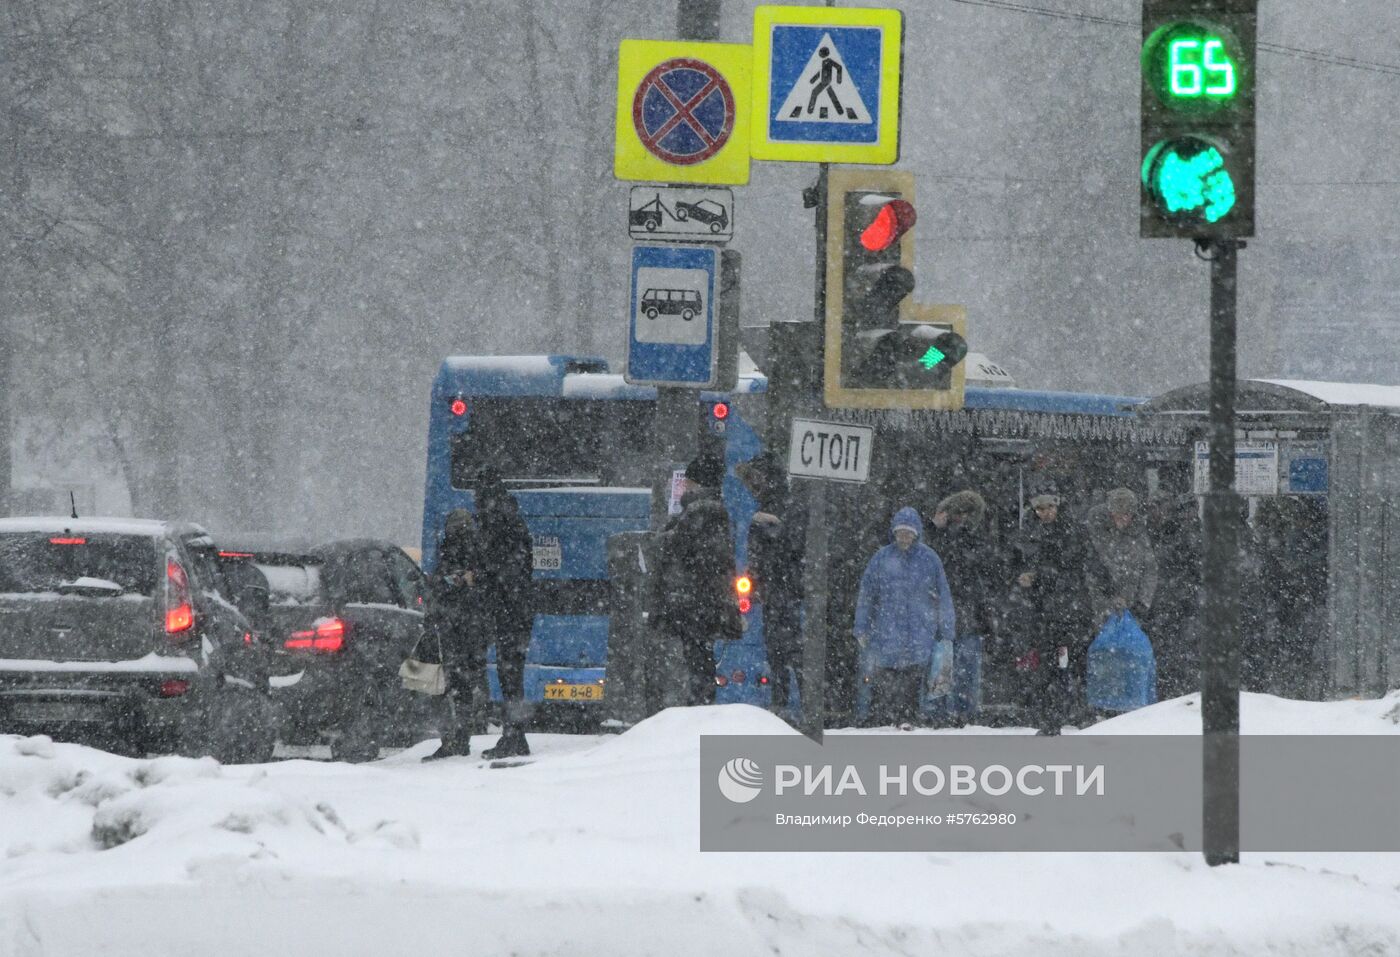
473,469 -> 536,759
424,509 -> 485,760
854,507 -> 956,727
737,451 -> 807,711
1146,493 -> 1203,700
654,453 -> 740,706
1007,486 -> 1094,734
927,489 -> 1003,722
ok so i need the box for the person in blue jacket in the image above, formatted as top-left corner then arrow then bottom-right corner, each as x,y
854,507 -> 956,726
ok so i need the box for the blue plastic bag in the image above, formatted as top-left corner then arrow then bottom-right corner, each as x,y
1087,610 -> 1157,712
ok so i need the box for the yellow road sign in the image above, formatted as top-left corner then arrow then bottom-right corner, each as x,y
751,5 -> 903,164
614,40 -> 752,185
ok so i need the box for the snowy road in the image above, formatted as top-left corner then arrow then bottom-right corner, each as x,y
4,695 -> 1400,956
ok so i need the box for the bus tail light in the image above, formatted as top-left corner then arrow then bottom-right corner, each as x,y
450,398 -> 468,417
731,669 -> 746,685
165,559 -> 194,640
711,402 -> 729,420
735,575 -> 752,614
285,617 -> 347,653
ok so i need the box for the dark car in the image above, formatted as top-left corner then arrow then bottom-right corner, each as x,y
0,517 -> 276,762
215,538 -> 431,762
674,199 -> 729,233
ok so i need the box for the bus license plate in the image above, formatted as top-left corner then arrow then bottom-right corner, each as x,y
532,536 -> 562,571
543,683 -> 603,702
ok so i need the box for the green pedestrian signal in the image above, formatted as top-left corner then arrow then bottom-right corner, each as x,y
1140,1 -> 1256,239
1142,138 -> 1238,224
918,346 -> 945,371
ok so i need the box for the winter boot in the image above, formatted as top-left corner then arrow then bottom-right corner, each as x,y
482,701 -> 531,759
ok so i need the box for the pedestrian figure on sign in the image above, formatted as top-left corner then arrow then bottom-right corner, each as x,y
472,469 -> 536,759
800,46 -> 853,120
652,453 -> 741,706
423,509 -> 485,761
853,507 -> 956,728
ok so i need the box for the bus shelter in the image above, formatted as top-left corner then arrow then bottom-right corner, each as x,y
1140,379 -> 1400,699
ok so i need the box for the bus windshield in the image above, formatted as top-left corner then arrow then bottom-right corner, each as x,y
451,396 -> 657,487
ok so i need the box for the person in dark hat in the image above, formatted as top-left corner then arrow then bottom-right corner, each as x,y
1006,482 -> 1093,734
423,508 -> 485,760
472,469 -> 536,759
652,452 -> 739,705
737,451 -> 808,713
927,489 -> 1003,724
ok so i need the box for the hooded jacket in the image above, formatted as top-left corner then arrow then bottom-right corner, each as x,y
1085,502 -> 1159,621
853,508 -> 956,669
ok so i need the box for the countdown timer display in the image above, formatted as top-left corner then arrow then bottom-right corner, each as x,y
1142,21 -> 1244,113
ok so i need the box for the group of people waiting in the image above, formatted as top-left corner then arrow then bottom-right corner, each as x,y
650,446 -> 1211,733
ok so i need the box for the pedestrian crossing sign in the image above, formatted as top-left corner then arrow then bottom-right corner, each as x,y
751,6 -> 902,164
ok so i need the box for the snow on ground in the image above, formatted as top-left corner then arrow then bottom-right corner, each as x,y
3,695 -> 1400,956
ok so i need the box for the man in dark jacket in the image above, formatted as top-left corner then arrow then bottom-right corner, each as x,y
928,489 -> 1003,723
424,509 -> 484,760
1007,485 -> 1093,734
1146,492 -> 1203,699
473,469 -> 536,758
737,451 -> 807,712
654,453 -> 739,706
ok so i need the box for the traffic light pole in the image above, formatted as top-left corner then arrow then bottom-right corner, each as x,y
649,0 -> 724,531
1200,237 -> 1242,866
798,162 -> 832,743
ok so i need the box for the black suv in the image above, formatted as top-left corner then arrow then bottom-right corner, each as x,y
215,539 -> 431,762
0,517 -> 276,761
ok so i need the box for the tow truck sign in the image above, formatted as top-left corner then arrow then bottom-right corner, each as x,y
628,186 -> 734,244
787,418 -> 873,483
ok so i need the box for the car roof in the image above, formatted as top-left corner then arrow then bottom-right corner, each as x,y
0,516 -> 206,539
216,536 -> 406,562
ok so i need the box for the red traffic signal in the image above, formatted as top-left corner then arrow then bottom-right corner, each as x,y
860,200 -> 916,252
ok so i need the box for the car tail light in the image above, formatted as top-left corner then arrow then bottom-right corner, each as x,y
285,617 -> 346,652
218,550 -> 254,559
49,537 -> 86,545
165,559 -> 194,639
160,679 -> 190,697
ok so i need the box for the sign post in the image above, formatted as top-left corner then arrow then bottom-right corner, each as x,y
788,417 -> 875,743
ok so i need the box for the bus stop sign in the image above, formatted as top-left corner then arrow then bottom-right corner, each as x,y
626,244 -> 719,388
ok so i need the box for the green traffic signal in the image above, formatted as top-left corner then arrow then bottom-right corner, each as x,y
917,346 -> 945,371
1142,137 -> 1238,224
1143,21 -> 1242,113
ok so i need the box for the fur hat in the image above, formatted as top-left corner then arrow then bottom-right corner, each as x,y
1106,487 -> 1139,516
684,453 -> 725,489
936,489 -> 987,526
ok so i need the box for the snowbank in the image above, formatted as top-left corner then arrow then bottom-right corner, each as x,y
3,697 -> 1400,956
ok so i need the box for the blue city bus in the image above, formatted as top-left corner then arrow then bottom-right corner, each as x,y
421,355 -> 771,709
422,353 -> 1188,719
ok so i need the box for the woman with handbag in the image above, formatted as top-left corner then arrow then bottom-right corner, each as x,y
422,508 -> 486,760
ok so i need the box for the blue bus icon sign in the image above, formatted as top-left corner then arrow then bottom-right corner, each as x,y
626,244 -> 719,387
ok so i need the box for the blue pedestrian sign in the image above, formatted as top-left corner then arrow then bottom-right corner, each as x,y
626,245 -> 719,388
751,6 -> 903,164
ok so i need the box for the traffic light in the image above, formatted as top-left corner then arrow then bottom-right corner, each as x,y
1141,0 -> 1256,238
823,168 -> 967,410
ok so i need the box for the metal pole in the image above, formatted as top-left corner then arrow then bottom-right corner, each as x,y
800,481 -> 829,742
794,159 -> 832,742
649,0 -> 721,531
1202,238 -> 1241,866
